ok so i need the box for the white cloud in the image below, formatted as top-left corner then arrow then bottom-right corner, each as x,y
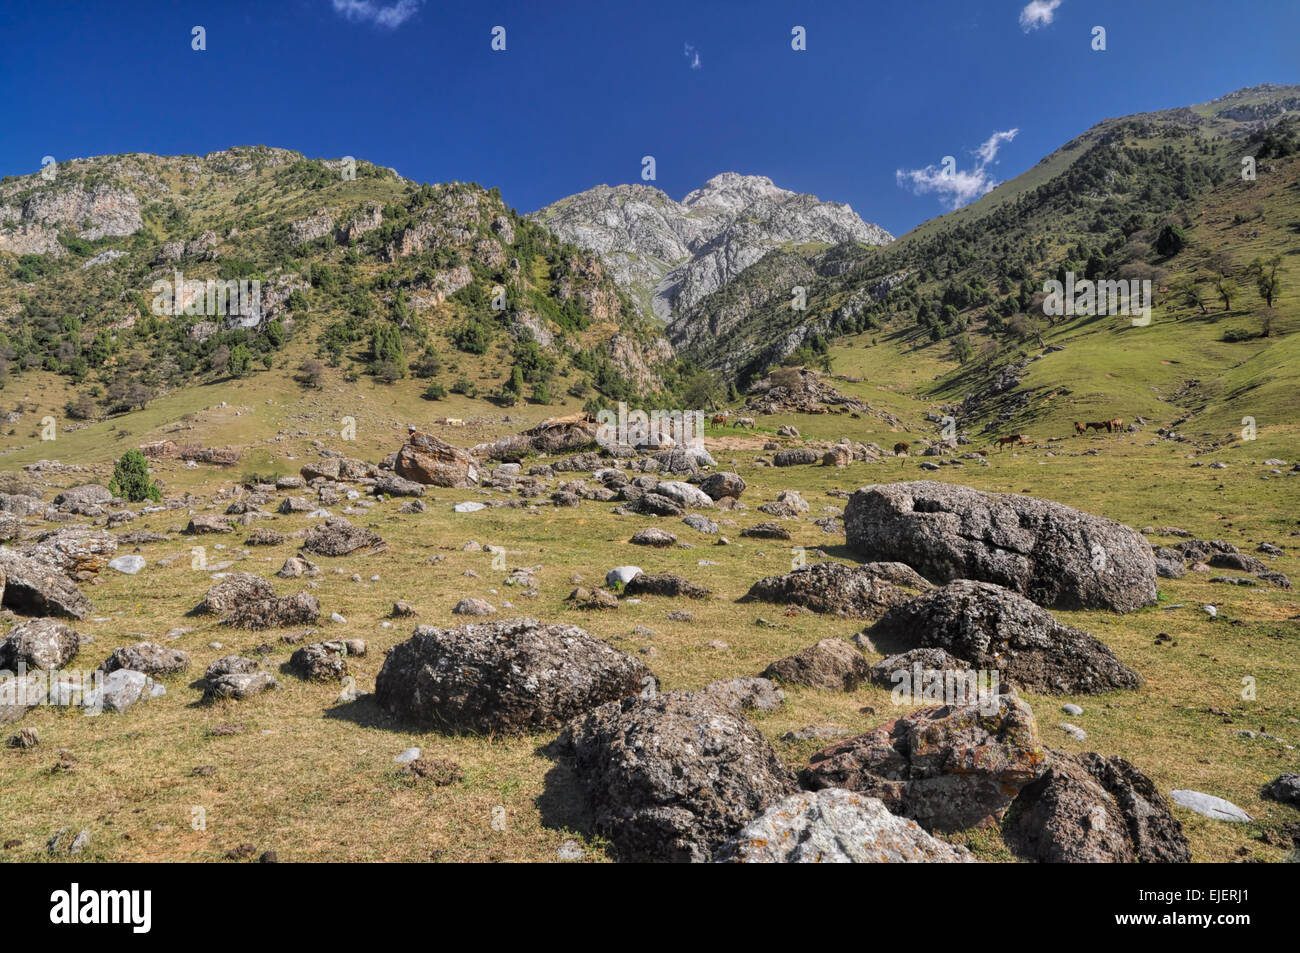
896,128 -> 1019,210
1019,0 -> 1062,32
683,42 -> 702,70
332,0 -> 423,29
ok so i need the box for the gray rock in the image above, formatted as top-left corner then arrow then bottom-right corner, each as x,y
1004,751 -> 1191,863
682,513 -> 719,535
100,642 -> 189,676
761,638 -> 870,691
288,642 -> 349,681
84,669 -> 162,713
715,789 -> 974,863
1169,790 -> 1252,822
1262,773 -> 1300,808
868,580 -> 1142,695
630,528 -> 677,547
107,555 -> 146,575
0,546 -> 93,618
556,690 -> 798,861
844,481 -> 1157,612
0,618 -> 80,671
699,676 -> 785,713
742,561 -> 925,619
196,572 -> 275,614
605,566 -> 643,586
801,694 -> 1045,833
301,517 -> 386,557
376,618 -> 650,734
452,597 -> 497,616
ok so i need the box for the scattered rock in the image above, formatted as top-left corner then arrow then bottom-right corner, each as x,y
761,638 -> 870,691
742,561 -> 923,619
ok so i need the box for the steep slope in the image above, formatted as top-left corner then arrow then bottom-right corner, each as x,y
674,84 -> 1300,446
529,172 -> 891,322
0,147 -> 676,427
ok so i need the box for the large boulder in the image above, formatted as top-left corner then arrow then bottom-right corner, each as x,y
740,561 -> 925,620
1003,751 -> 1191,863
201,656 -> 278,701
195,572 -> 275,615
844,482 -> 1157,612
556,690 -> 798,861
801,694 -> 1047,832
0,547 -> 92,618
0,618 -> 80,671
301,518 -> 387,557
221,592 -> 320,630
761,638 -> 870,691
869,580 -> 1142,695
715,789 -> 975,863
700,472 -> 746,500
394,430 -> 479,488
375,618 -> 650,734
23,528 -> 118,577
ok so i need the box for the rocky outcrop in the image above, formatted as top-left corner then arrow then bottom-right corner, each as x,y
301,518 -> 387,557
376,618 -> 649,734
844,482 -> 1157,612
394,430 -> 479,488
1003,751 -> 1191,863
556,690 -> 798,861
531,173 -> 891,323
868,580 -> 1143,695
801,695 -> 1047,832
0,618 -> 80,671
716,789 -> 975,863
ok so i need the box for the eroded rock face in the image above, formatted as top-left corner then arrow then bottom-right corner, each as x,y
844,482 -> 1157,612
761,638 -> 870,691
0,547 -> 92,618
556,690 -> 798,862
741,561 -> 923,619
715,789 -> 975,864
0,618 -> 80,671
1003,751 -> 1191,863
394,430 -> 479,488
868,580 -> 1142,695
801,695 -> 1047,833
376,618 -> 650,735
868,579 -> 1144,691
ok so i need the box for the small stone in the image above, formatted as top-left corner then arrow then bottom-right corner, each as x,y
394,747 -> 421,764
557,839 -> 585,861
1169,789 -> 1252,822
1058,722 -> 1087,742
1062,704 -> 1083,715
107,555 -> 146,575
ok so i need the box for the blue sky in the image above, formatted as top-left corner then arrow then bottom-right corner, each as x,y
1,0 -> 1297,236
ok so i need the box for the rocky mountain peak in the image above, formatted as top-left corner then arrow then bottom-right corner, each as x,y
531,172 -> 891,322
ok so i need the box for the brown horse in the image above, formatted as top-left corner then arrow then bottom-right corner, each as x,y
893,441 -> 910,455
1073,421 -> 1086,435
1108,418 -> 1124,432
710,413 -> 728,427
1085,421 -> 1109,432
997,434 -> 1029,450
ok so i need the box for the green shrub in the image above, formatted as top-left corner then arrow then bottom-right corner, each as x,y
109,450 -> 162,503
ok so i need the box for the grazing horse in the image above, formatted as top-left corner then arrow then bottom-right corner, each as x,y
1073,421 -> 1086,435
1108,417 -> 1124,433
997,434 -> 1029,450
893,441 -> 910,455
732,416 -> 755,429
1085,421 -> 1109,432
710,413 -> 728,427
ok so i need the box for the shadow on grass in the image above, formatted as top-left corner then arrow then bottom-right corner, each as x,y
534,737 -> 597,842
